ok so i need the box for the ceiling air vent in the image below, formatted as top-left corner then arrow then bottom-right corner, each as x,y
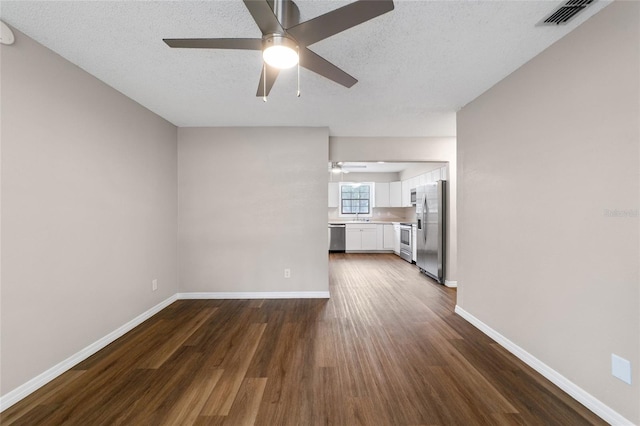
539,0 -> 595,25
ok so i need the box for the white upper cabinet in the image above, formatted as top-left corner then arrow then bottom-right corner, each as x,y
374,182 -> 390,208
328,182 -> 339,208
389,181 -> 401,207
401,180 -> 411,207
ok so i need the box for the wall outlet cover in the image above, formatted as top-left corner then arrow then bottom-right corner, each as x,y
611,354 -> 632,385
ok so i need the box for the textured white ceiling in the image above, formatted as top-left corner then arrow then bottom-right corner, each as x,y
0,0 -> 610,136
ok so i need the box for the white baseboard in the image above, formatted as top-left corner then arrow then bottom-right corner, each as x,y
177,291 -> 331,299
444,280 -> 457,288
454,305 -> 634,426
0,294 -> 178,412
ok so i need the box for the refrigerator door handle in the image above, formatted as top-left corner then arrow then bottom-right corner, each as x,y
422,196 -> 428,243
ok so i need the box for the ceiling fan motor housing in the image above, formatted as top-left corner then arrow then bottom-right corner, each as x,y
263,34 -> 298,50
268,0 -> 300,29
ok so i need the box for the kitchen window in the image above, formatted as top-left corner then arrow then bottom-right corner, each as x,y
339,182 -> 373,217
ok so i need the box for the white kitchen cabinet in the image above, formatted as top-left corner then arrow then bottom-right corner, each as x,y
389,181 -> 401,207
376,225 -> 384,250
374,182 -> 390,207
362,227 -> 378,250
393,223 -> 401,254
402,177 -> 420,207
328,182 -> 339,208
346,224 -> 378,251
383,224 -> 395,250
411,176 -> 420,192
401,180 -> 411,207
346,227 -> 361,250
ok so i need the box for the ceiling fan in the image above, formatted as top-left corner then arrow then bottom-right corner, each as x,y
163,0 -> 394,98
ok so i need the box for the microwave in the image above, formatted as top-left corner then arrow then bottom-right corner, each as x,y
410,188 -> 417,205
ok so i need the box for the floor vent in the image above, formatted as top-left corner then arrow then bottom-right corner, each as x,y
539,0 -> 595,25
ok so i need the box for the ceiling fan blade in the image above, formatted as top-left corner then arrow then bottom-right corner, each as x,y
299,48 -> 357,88
243,0 -> 284,34
256,65 -> 280,97
163,38 -> 262,50
287,0 -> 394,46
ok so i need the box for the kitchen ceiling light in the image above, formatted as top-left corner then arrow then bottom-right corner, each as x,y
330,162 -> 351,174
262,35 -> 298,69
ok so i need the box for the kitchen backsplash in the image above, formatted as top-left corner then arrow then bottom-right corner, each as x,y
328,207 -> 416,222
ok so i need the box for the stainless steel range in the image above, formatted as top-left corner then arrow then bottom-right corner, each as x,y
399,223 -> 413,263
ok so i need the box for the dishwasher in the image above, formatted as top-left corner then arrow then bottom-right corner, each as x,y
328,224 -> 346,252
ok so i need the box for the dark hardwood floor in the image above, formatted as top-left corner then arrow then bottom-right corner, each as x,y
2,253 -> 605,425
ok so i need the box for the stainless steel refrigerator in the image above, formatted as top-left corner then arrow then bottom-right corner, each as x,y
416,181 -> 446,283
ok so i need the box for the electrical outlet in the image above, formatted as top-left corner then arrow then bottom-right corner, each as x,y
152,279 -> 158,292
284,268 -> 291,278
611,354 -> 632,384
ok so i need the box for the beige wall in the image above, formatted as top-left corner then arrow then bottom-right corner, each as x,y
457,2 -> 639,423
330,137 -> 457,282
1,28 -> 178,396
178,127 -> 329,294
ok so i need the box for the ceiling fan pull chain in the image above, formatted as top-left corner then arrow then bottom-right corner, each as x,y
262,63 -> 267,102
297,46 -> 301,98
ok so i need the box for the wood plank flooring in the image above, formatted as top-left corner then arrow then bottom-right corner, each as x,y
2,253 -> 606,425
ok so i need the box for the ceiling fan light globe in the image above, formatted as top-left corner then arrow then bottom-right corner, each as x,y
263,45 -> 298,69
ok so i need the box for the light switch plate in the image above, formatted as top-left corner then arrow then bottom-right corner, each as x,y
611,354 -> 632,384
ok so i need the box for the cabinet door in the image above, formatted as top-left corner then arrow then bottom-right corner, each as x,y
374,182 -> 390,207
383,224 -> 394,250
361,228 -> 378,250
345,228 -> 361,250
401,180 -> 410,207
376,224 -> 385,250
328,182 -> 339,208
390,181 -> 401,207
393,224 -> 401,254
410,176 -> 420,192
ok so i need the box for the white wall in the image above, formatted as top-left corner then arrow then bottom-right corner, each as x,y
399,162 -> 447,181
457,2 -> 639,423
330,137 -> 457,282
178,127 -> 329,294
1,28 -> 178,396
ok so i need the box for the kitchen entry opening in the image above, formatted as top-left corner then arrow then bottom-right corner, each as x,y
339,182 -> 373,217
